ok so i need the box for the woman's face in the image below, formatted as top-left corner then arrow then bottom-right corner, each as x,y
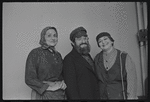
45,29 -> 58,47
98,36 -> 113,51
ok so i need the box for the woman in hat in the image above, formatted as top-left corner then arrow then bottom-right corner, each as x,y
94,32 -> 137,99
25,26 -> 66,100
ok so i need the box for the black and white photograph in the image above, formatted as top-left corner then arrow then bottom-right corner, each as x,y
2,2 -> 148,100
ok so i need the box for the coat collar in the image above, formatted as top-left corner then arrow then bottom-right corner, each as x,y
41,45 -> 57,54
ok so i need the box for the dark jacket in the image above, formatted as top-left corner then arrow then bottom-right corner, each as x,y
63,47 -> 100,100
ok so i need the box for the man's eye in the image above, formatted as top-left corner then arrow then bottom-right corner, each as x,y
48,35 -> 51,37
53,34 -> 57,37
77,38 -> 81,40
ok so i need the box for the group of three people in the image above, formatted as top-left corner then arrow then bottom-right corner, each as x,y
25,26 -> 137,100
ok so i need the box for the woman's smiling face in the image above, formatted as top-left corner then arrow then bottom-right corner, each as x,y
98,36 -> 113,51
44,29 -> 58,47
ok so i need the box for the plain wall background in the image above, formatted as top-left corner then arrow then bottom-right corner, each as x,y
3,2 -> 145,99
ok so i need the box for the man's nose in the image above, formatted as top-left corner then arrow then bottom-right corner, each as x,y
82,39 -> 86,42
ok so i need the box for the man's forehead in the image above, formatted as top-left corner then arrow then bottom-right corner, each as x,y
76,35 -> 87,38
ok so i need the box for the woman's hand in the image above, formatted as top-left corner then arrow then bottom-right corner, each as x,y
43,81 -> 56,87
59,80 -> 67,90
43,80 -> 67,91
43,81 -> 60,91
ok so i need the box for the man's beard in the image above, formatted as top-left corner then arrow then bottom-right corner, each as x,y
74,42 -> 91,55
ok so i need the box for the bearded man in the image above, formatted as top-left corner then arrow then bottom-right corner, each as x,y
63,27 -> 100,100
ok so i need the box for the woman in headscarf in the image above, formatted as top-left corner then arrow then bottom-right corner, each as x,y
94,32 -> 137,99
25,26 -> 66,100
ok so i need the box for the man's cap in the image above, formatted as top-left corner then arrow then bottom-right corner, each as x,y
70,26 -> 87,42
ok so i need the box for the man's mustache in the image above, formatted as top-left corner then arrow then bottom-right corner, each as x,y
80,43 -> 88,46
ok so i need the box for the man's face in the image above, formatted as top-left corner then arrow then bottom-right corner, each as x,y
74,36 -> 90,55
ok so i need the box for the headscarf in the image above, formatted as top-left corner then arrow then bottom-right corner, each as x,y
39,26 -> 58,52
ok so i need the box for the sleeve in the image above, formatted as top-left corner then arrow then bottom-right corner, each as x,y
25,49 -> 49,95
63,56 -> 80,99
125,54 -> 138,99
